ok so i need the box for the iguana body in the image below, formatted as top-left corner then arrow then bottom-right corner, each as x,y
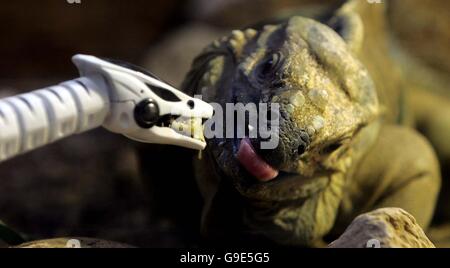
182,0 -> 447,246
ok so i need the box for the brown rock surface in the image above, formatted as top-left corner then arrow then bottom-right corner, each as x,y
14,237 -> 132,248
328,208 -> 435,248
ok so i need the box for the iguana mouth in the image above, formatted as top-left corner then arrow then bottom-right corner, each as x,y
236,138 -> 278,181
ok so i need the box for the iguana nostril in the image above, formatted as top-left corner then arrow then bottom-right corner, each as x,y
296,131 -> 310,156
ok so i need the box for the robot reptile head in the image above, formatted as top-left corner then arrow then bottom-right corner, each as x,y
72,55 -> 214,150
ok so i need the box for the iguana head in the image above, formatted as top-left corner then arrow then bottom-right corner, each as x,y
183,16 -> 379,201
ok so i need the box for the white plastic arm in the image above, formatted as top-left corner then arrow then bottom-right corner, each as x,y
0,75 -> 109,162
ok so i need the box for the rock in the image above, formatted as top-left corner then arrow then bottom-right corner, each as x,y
13,237 -> 133,248
328,208 -> 435,248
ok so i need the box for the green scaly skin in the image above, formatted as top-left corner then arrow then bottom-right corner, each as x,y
182,0 -> 444,246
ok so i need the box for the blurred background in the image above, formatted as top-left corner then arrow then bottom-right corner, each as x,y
0,0 -> 449,247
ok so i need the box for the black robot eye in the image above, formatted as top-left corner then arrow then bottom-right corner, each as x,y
134,99 -> 160,128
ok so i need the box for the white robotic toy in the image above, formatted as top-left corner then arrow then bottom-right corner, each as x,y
0,55 -> 214,162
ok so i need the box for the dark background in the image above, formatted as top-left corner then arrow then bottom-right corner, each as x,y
0,0 -> 448,247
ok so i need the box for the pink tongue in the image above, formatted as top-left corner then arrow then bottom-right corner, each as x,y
237,138 -> 279,182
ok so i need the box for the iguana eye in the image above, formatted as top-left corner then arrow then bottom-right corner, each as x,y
257,52 -> 282,80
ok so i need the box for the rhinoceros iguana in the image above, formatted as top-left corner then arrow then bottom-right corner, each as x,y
180,0 -> 450,246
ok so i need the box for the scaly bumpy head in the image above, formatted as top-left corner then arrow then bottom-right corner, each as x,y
183,15 -> 379,201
